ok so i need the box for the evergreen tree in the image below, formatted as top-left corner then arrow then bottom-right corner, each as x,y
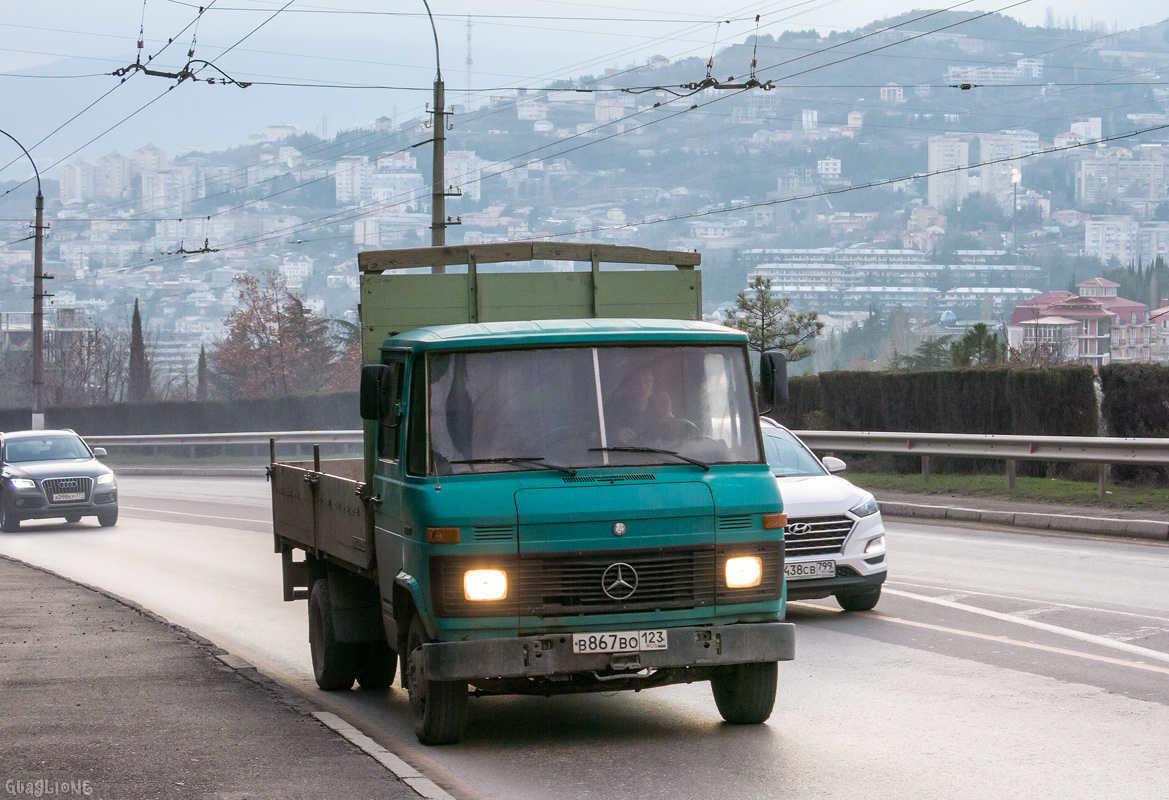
726,276 -> 824,370
127,299 -> 153,403
196,344 -> 209,402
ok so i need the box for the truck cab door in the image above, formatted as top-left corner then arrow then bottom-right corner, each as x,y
371,355 -> 408,638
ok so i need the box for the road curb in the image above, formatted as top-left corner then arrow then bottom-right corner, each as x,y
880,501 -> 1169,541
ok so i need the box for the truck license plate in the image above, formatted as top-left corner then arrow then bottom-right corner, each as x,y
784,560 -> 835,580
572,629 -> 668,654
52,493 -> 86,502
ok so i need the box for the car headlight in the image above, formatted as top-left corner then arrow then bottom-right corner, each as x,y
96,473 -> 116,485
864,535 -> 886,554
10,478 -> 36,490
849,496 -> 879,517
725,556 -> 763,589
464,569 -> 508,601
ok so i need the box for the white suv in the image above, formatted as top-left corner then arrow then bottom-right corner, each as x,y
760,418 -> 887,611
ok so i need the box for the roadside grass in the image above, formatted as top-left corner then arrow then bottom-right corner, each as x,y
851,471 -> 1169,510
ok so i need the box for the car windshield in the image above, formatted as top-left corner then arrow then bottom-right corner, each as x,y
426,344 -> 761,475
4,435 -> 91,463
762,427 -> 827,477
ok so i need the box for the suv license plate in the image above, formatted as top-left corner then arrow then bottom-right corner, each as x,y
572,630 -> 668,654
785,560 -> 836,580
52,493 -> 86,502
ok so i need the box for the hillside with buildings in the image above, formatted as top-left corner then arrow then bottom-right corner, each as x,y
2,10 -> 1169,404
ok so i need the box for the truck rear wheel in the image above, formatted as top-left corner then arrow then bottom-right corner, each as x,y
710,661 -> 778,725
406,614 -> 468,745
355,638 -> 397,690
308,580 -> 357,691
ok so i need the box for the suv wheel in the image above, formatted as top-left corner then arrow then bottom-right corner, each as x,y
0,505 -> 19,533
836,586 -> 881,612
97,509 -> 118,527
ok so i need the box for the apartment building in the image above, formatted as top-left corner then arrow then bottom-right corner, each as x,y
927,135 -> 970,211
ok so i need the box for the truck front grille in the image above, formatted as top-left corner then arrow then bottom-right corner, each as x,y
430,542 -> 783,619
42,477 -> 93,503
784,515 -> 854,557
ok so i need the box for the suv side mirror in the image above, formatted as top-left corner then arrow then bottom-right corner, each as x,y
822,456 -> 846,473
360,365 -> 395,422
760,350 -> 789,413
92,447 -> 108,459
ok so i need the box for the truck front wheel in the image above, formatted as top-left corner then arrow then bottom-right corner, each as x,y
710,661 -> 778,724
405,614 -> 468,745
308,580 -> 357,691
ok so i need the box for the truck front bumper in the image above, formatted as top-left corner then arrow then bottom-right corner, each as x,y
419,622 -> 795,682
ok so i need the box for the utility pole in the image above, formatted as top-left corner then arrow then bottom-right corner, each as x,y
422,0 -> 452,271
0,129 -> 46,419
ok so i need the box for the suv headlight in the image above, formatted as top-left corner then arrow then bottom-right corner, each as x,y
849,496 -> 879,517
96,473 -> 116,485
10,478 -> 36,490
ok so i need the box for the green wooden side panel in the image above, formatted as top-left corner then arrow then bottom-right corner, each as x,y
360,269 -> 702,365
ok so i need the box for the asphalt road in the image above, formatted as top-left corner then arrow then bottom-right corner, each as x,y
2,477 -> 1168,800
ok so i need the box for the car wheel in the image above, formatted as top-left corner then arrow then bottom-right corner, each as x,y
97,509 -> 118,527
836,586 -> 881,612
710,661 -> 778,725
65,514 -> 82,523
307,579 -> 357,691
406,614 -> 468,745
0,505 -> 19,532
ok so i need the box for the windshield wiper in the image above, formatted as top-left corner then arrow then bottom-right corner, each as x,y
589,447 -> 711,471
449,456 -> 577,476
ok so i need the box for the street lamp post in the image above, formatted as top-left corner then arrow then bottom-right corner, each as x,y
0,129 -> 46,417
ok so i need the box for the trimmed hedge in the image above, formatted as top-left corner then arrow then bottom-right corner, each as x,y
771,375 -> 821,429
0,392 -> 361,436
1100,364 -> 1169,438
806,366 -> 1097,436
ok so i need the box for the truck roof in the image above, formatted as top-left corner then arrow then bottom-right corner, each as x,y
382,318 -> 746,353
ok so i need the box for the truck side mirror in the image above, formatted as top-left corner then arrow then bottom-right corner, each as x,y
760,350 -> 789,413
360,364 -> 394,421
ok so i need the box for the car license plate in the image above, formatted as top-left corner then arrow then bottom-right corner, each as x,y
52,492 -> 86,502
784,560 -> 836,580
572,629 -> 668,654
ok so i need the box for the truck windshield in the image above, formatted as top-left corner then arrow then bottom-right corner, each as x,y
426,345 -> 761,475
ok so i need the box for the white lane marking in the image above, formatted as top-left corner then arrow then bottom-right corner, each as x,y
885,588 -> 1169,665
312,711 -> 456,800
120,505 -> 268,525
887,579 -> 1169,624
859,613 -> 1169,677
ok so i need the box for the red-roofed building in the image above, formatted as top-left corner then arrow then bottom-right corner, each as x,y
1152,299 -> 1169,362
1007,278 -> 1160,367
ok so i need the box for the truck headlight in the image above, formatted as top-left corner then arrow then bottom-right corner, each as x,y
96,473 -> 116,485
10,478 -> 36,490
464,569 -> 508,601
725,556 -> 763,589
849,496 -> 879,517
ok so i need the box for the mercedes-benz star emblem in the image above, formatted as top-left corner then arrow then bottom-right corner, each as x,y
612,522 -> 627,537
601,562 -> 638,600
787,522 -> 812,535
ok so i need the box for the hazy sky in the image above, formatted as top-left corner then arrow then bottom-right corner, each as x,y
2,1 -> 1167,177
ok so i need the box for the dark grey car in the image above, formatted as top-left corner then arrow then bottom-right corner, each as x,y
0,430 -> 118,532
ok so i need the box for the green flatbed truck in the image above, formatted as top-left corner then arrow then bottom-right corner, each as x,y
271,242 -> 795,744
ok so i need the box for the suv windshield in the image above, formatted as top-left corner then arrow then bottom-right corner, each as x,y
762,427 -> 827,477
425,345 -> 761,475
4,435 -> 91,463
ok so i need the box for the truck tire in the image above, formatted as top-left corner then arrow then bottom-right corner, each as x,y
710,661 -> 778,725
836,586 -> 881,612
356,638 -> 397,690
405,614 -> 468,745
308,580 -> 357,691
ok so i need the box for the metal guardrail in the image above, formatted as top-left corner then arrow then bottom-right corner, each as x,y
88,428 -> 1167,497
